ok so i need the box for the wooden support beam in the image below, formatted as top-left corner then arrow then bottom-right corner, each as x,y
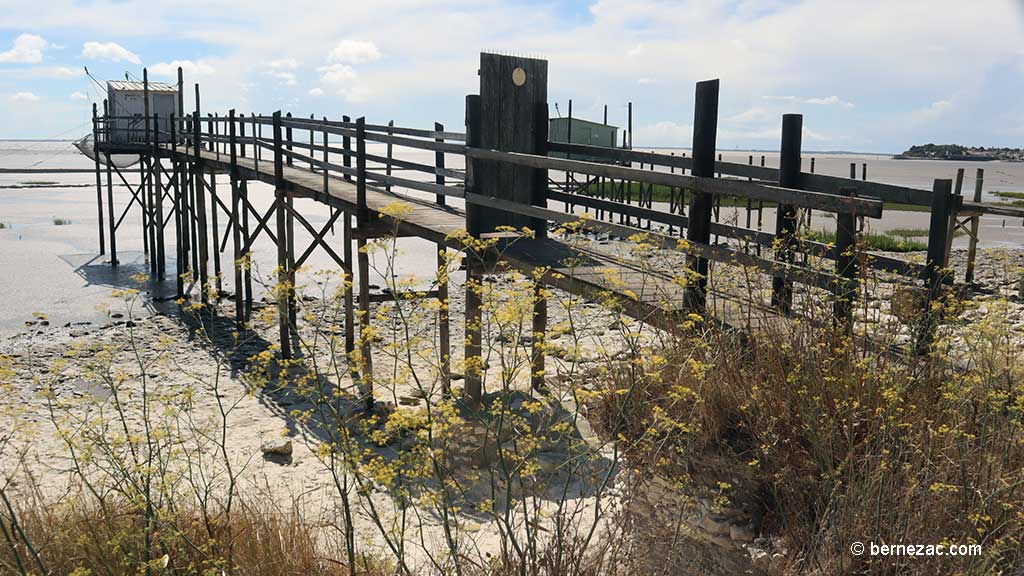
684,79 -> 719,310
771,113 -> 801,314
171,114 -> 184,296
464,262 -> 483,406
357,236 -> 373,412
192,106 -> 211,305
965,168 -> 984,284
230,109 -> 244,327
153,115 -> 166,280
916,179 -> 954,355
343,212 -> 355,360
273,111 -> 292,360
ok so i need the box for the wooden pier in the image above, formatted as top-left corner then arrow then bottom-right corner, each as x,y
88,52 -> 1013,408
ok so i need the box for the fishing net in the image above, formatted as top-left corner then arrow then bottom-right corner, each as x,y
73,134 -> 140,169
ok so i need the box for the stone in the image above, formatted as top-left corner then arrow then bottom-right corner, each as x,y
748,547 -> 770,570
730,524 -> 755,542
261,437 -> 293,456
699,514 -> 732,536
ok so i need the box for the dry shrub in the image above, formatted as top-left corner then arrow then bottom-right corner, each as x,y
0,493 -> 378,576
592,305 -> 1024,575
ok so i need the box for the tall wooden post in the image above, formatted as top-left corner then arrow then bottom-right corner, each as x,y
229,110 -> 244,326
152,114 -> 165,280
193,94 -> 210,305
273,111 -> 292,359
684,79 -> 719,311
143,69 -> 154,275
92,103 -> 106,255
530,101 -> 549,391
916,179 -> 954,354
355,116 -> 373,411
171,114 -> 184,296
965,168 -> 984,284
464,94 -> 483,405
103,99 -> 117,268
771,113 -> 801,314
434,121 -> 450,394
944,168 -> 964,268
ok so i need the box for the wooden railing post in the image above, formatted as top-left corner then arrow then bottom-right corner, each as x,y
833,187 -> 857,330
684,78 -> 719,311
385,120 -> 394,193
916,178 -> 954,354
342,115 -> 352,183
239,113 -> 246,158
272,111 -> 292,359
771,113 -> 801,314
965,168 -> 984,284
285,112 -> 293,166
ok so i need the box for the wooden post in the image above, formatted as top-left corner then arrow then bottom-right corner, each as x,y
272,111 -> 292,359
434,120 -> 451,394
385,120 -> 394,193
861,163 -> 867,181
285,112 -> 293,166
531,101 -> 549,391
170,113 -> 184,296
239,112 -> 246,158
916,179 -> 954,355
771,114 -> 801,314
152,114 -> 165,280
342,115 -> 352,183
464,93 -> 483,405
965,168 -> 984,284
810,157 -> 815,173
229,110 -> 244,326
143,69 -> 154,276
684,79 -> 719,311
355,116 -> 373,412
849,162 -> 856,179
92,103 -> 106,255
944,168 -> 964,268
192,104 -> 210,305
242,177 -> 252,318
834,187 -> 857,329
343,211 -> 355,358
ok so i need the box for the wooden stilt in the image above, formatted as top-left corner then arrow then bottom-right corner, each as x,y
771,114 -> 801,314
531,280 -> 547,391
684,79 -> 719,311
229,109 -> 244,327
343,212 -> 355,358
355,116 -> 373,411
272,111 -> 292,360
210,169 -> 223,294
242,177 -> 253,318
92,103 -> 106,255
152,115 -> 166,280
105,150 -> 117,268
171,114 -> 184,296
464,262 -> 483,405
192,109 -> 210,305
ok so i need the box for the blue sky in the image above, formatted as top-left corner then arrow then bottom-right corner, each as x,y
0,0 -> 1021,152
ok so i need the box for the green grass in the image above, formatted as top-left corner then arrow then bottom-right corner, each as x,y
802,228 -> 928,252
52,218 -> 71,226
0,222 -> 8,229
993,191 -> 1024,207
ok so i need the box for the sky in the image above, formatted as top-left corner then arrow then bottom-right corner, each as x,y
0,0 -> 1021,152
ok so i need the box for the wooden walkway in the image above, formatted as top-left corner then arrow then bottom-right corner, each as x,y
168,144 -> 719,333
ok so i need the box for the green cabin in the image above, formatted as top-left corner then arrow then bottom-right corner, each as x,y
549,117 -> 619,160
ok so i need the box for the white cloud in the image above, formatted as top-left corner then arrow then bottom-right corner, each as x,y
48,66 -> 81,79
270,71 -> 297,85
764,95 -> 854,108
318,63 -> 357,84
308,87 -> 324,97
328,39 -> 380,64
10,91 -> 39,102
149,59 -> 215,79
81,41 -> 140,64
637,77 -> 656,85
633,121 -> 693,146
70,91 -> 87,100
268,58 -> 299,70
0,34 -> 48,64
